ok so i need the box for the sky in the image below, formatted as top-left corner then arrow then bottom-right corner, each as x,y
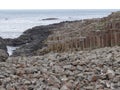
0,0 -> 119,9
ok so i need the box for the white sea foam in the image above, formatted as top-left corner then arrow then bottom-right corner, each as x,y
7,46 -> 18,55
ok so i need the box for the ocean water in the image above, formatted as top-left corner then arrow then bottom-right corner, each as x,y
0,9 -> 119,38
0,9 -> 119,55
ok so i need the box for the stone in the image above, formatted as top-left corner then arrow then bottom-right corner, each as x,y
51,87 -> 59,90
0,80 -> 2,85
106,69 -> 115,79
24,80 -> 31,85
50,75 -> 61,83
65,80 -> 74,89
61,75 -> 68,81
0,49 -> 9,62
0,87 -> 6,90
105,81 -> 111,88
5,25 -> 53,56
60,85 -> 69,90
77,65 -> 83,71
16,69 -> 25,76
0,75 -> 5,78
7,87 -> 16,90
0,37 -> 7,51
53,65 -> 64,73
91,75 -> 98,82
115,69 -> 120,75
112,76 -> 120,83
84,86 -> 94,90
63,65 -> 72,69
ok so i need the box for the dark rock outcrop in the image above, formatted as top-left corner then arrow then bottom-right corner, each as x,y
0,49 -> 9,62
0,37 -> 7,51
0,37 -> 8,61
4,24 -> 61,56
4,21 -> 69,56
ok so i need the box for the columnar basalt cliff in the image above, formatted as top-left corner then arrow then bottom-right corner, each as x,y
45,30 -> 120,53
4,11 -> 120,56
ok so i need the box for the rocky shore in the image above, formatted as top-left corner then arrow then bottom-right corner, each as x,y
0,11 -> 120,90
3,11 -> 120,56
0,46 -> 120,90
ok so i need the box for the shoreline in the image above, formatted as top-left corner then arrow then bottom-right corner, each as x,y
3,19 -> 103,55
0,9 -> 115,39
0,10 -> 120,90
3,10 -> 120,56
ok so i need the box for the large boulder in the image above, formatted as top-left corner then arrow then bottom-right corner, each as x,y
0,49 -> 8,62
0,37 -> 8,61
0,37 -> 7,51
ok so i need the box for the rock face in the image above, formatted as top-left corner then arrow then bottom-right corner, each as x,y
0,46 -> 119,89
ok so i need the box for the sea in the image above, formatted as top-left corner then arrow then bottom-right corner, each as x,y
0,9 -> 119,55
